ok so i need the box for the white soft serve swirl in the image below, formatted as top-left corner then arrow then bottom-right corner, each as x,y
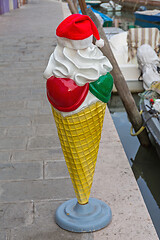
44,43 -> 112,86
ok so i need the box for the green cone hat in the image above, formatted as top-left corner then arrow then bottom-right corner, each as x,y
89,73 -> 113,103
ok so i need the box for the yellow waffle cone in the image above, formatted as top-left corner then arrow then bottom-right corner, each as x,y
51,102 -> 106,204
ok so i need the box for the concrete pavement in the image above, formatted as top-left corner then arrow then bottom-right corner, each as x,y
0,0 -> 158,239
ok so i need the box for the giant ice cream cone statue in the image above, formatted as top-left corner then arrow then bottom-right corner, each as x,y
44,14 -> 113,232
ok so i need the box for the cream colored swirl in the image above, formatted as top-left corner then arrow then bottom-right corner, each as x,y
44,43 -> 112,86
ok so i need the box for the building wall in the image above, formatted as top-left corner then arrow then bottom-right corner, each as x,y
0,0 -> 9,14
0,0 -> 27,14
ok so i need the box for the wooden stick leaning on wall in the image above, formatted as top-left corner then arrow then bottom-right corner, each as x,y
73,0 -> 79,13
78,0 -> 87,15
67,0 -> 78,14
66,0 -> 150,147
72,4 -> 149,147
85,7 -> 150,147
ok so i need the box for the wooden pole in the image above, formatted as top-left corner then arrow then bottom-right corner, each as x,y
67,0 -> 78,14
85,7 -> 150,147
78,0 -> 87,15
73,0 -> 79,13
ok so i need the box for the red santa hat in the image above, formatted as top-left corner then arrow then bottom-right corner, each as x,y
56,14 -> 104,49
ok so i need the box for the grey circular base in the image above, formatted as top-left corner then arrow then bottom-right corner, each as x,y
55,198 -> 112,232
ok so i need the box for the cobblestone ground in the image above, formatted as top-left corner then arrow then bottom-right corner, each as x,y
0,1 -> 92,239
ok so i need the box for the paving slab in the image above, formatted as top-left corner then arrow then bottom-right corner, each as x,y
0,178 -> 74,203
0,161 -> 43,180
6,126 -> 35,137
27,135 -> 60,150
44,160 -> 69,179
10,148 -> 64,162
0,136 -> 28,150
0,202 -> 33,230
0,230 -> 10,240
0,116 -> 31,128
